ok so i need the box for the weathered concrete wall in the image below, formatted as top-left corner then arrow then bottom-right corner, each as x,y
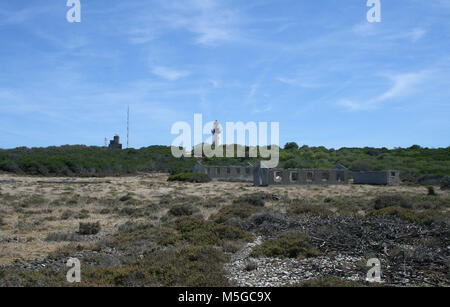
353,171 -> 400,186
256,168 -> 350,186
195,163 -> 253,182
195,163 -> 399,186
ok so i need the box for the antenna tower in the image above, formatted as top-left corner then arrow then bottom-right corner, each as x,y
127,106 -> 130,149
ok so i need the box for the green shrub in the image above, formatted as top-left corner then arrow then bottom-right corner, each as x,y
119,194 -> 133,202
168,204 -> 198,217
168,172 -> 211,183
45,232 -> 78,242
174,216 -> 252,245
373,195 -> 412,210
250,232 -> 320,259
110,223 -> 181,248
60,210 -> 73,220
86,245 -> 230,287
0,245 -> 230,287
233,194 -> 265,207
367,207 -> 441,225
284,142 -> 299,150
212,204 -> 263,224
287,201 -> 334,217
79,222 -> 101,235
427,186 -> 437,196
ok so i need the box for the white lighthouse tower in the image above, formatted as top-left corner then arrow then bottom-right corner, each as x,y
212,120 -> 222,146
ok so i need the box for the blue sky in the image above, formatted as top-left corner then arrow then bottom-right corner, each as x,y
0,0 -> 449,149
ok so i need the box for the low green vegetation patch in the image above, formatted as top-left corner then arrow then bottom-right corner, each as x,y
250,232 -> 320,259
367,206 -> 446,225
174,216 -> 252,245
212,204 -> 265,224
287,201 -> 334,217
233,194 -> 265,207
1,144 -> 449,180
168,172 -> 211,183
79,222 -> 101,235
168,204 -> 200,217
109,222 -> 181,248
373,195 -> 412,210
0,245 -> 230,287
110,216 -> 252,250
45,232 -> 78,242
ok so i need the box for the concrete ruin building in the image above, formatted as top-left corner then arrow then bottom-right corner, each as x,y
108,135 -> 123,150
194,162 -> 400,186
353,170 -> 400,186
253,167 -> 351,186
194,162 -> 254,182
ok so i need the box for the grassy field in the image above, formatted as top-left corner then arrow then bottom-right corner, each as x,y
0,173 -> 448,287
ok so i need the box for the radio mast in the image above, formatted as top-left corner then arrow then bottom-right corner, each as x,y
127,105 -> 130,149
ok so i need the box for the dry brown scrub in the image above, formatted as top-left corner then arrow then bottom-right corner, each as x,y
0,173 -> 448,266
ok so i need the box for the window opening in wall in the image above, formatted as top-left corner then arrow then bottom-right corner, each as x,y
306,172 -> 313,183
290,172 -> 298,182
321,172 -> 329,183
274,171 -> 283,183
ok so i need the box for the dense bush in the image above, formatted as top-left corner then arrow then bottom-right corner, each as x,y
79,222 -> 101,235
287,201 -> 334,217
212,204 -> 264,224
250,232 -> 320,259
174,216 -> 252,244
168,172 -> 211,183
45,232 -> 78,242
367,207 -> 442,225
373,195 -> 412,210
0,144 -> 448,180
0,245 -> 230,287
233,194 -> 265,207
427,186 -> 437,196
284,142 -> 299,150
110,223 -> 180,248
168,204 -> 199,217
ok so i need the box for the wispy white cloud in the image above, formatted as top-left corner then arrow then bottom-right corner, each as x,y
277,77 -> 321,88
337,71 -> 429,111
0,6 -> 50,26
352,22 -> 427,42
161,0 -> 243,46
385,28 -> 427,42
377,72 -> 427,101
127,27 -> 158,44
151,66 -> 191,81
